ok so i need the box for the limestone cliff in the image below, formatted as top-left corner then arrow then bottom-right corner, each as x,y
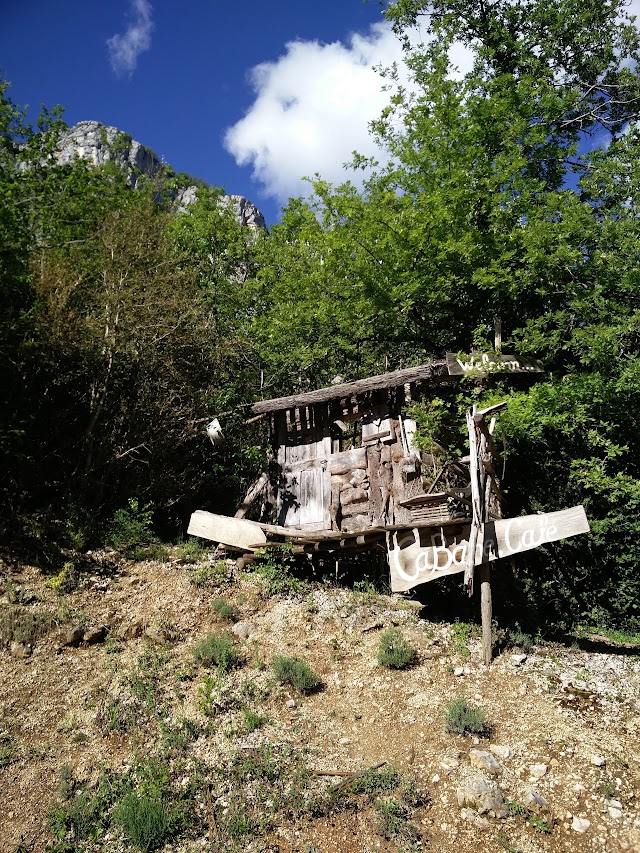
53,120 -> 266,229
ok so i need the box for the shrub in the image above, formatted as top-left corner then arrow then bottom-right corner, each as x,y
445,696 -> 487,735
176,537 -> 210,563
374,796 -> 422,846
113,791 -> 171,852
106,499 -> 156,552
211,597 -> 237,621
193,633 -> 240,671
349,764 -> 399,795
272,655 -> 321,693
376,628 -> 416,669
241,705 -> 269,732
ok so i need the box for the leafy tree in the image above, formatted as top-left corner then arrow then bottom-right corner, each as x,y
248,0 -> 640,628
0,81 -> 262,547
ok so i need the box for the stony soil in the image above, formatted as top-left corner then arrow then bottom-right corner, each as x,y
1,550 -> 639,853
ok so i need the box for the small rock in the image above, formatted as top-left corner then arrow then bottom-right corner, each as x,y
9,641 -> 32,658
338,737 -> 351,746
360,620 -> 384,633
529,763 -> 548,780
116,618 -> 144,640
591,755 -> 606,767
470,749 -> 502,776
460,808 -> 490,828
572,817 -> 591,833
511,653 -> 527,666
407,692 -> 430,708
63,626 -> 84,646
432,774 -> 440,784
83,626 -> 107,645
493,806 -> 510,819
454,667 -> 465,676
524,789 -> 550,813
144,626 -> 172,645
232,621 -> 255,639
608,807 -> 623,819
605,799 -> 623,810
285,699 -> 296,709
490,745 -> 510,761
457,779 -> 504,814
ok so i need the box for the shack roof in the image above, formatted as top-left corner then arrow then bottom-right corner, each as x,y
247,360 -> 449,416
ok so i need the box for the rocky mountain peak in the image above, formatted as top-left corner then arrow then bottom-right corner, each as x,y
54,120 -> 266,230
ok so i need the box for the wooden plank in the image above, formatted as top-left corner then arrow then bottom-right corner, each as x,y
446,352 -> 544,376
187,511 -> 267,551
387,506 -> 590,592
464,407 -> 481,593
328,447 -> 367,474
234,472 -> 269,518
247,361 -> 449,415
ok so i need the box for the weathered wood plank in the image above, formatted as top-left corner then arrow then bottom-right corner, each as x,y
247,361 -> 449,415
387,506 -> 590,592
188,511 -> 267,551
328,447 -> 367,474
234,472 -> 269,519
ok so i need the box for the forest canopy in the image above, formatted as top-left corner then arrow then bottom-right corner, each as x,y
2,0 -> 640,631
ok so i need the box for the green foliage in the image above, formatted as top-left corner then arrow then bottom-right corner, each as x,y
211,597 -> 238,621
376,628 -> 417,669
0,732 -> 16,767
175,537 -> 210,563
106,499 -> 156,552
113,791 -> 173,852
445,696 -> 488,735
44,563 -> 78,595
241,705 -> 269,733
249,548 -> 307,596
193,633 -> 240,672
271,655 -> 321,693
374,796 -> 422,849
348,765 -> 400,795
187,559 -> 229,588
450,621 -> 479,661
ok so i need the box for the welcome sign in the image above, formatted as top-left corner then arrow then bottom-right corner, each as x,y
387,506 -> 589,592
446,352 -> 544,375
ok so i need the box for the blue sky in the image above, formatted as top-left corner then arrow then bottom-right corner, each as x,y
0,0 -> 411,225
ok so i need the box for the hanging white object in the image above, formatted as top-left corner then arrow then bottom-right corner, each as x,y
206,418 -> 225,446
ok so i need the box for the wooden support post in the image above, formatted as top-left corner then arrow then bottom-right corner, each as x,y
480,562 -> 492,665
463,407 -> 481,595
234,472 -> 269,518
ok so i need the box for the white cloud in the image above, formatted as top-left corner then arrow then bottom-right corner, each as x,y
107,0 -> 154,78
224,20 -> 474,204
224,22 -> 409,203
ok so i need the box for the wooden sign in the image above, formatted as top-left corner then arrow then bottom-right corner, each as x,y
387,506 -> 589,592
446,352 -> 544,376
187,510 -> 267,552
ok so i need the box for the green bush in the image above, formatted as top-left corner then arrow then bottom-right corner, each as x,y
376,628 -> 416,669
271,655 -> 321,693
211,597 -> 238,621
106,499 -> 156,552
176,537 -> 210,563
374,796 -> 422,847
193,633 -> 240,671
113,791 -> 171,852
445,696 -> 487,736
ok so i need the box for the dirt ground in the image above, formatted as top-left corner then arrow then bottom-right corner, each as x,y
1,550 -> 639,853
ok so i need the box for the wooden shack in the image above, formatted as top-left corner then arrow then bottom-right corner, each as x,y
241,360 -> 466,547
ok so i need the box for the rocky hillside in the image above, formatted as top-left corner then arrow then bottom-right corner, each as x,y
1,548 -> 639,853
52,120 -> 266,229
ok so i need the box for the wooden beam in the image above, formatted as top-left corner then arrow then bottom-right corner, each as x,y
234,472 -> 269,518
246,361 -> 449,415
